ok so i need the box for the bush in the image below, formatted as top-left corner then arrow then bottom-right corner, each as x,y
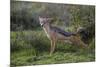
11,30 -> 50,53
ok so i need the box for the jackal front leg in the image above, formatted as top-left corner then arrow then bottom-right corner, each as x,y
50,40 -> 56,55
50,40 -> 53,55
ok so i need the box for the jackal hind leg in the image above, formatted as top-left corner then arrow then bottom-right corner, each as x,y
77,38 -> 88,48
70,36 -> 87,48
75,36 -> 87,48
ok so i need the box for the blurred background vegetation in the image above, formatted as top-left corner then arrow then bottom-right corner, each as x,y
10,1 -> 95,66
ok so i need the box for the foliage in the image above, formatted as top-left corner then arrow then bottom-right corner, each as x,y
11,1 -> 95,31
69,5 -> 95,32
11,30 -> 50,53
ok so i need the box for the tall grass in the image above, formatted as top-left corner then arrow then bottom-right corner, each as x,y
11,30 -> 50,53
11,30 -> 95,66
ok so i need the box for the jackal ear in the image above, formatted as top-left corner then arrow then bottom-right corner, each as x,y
39,16 -> 42,19
46,18 -> 54,23
46,18 -> 53,21
39,16 -> 43,21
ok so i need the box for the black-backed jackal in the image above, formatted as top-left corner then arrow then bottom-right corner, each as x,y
39,16 -> 87,55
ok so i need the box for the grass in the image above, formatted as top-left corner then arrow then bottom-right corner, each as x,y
10,30 -> 95,66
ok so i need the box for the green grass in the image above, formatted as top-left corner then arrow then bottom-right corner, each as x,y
10,30 -> 95,66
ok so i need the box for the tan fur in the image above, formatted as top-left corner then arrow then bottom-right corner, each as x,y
39,17 -> 87,55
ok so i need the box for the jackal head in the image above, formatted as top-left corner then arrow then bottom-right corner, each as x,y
39,16 -> 53,27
